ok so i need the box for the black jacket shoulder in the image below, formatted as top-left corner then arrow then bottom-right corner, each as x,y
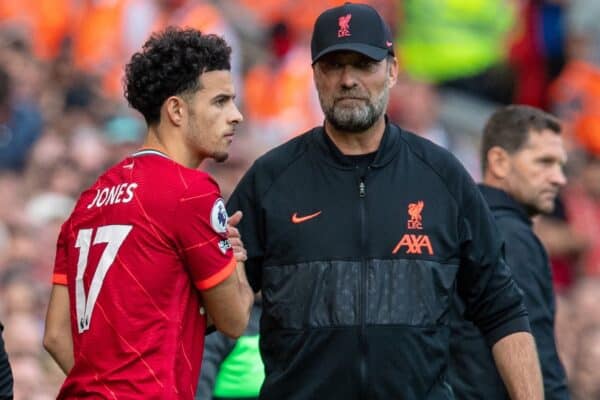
397,127 -> 480,209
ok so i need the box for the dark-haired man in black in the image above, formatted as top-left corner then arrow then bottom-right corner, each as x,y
449,105 -> 570,400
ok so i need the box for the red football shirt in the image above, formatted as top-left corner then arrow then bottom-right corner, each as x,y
52,149 -> 236,399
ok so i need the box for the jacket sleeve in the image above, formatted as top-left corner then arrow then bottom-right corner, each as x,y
456,181 -> 530,347
0,323 -> 13,400
500,221 -> 570,399
196,332 -> 237,400
227,164 -> 264,292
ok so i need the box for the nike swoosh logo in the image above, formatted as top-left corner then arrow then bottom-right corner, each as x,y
291,211 -> 322,224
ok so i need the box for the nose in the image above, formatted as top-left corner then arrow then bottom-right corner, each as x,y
230,102 -> 243,125
339,65 -> 358,89
551,165 -> 567,187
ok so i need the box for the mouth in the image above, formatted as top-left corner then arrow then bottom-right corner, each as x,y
223,132 -> 235,143
336,97 -> 367,103
540,190 -> 559,199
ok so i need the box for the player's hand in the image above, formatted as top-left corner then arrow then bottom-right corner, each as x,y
228,210 -> 247,262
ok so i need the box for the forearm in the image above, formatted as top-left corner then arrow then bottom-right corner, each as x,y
44,284 -> 74,375
202,261 -> 254,339
234,261 -> 254,321
44,334 -> 74,375
492,331 -> 543,400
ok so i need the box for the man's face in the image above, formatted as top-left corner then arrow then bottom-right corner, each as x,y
313,51 -> 396,132
505,129 -> 567,215
184,70 -> 242,163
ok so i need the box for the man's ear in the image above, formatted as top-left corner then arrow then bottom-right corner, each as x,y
387,56 -> 399,88
164,96 -> 186,127
486,146 -> 511,180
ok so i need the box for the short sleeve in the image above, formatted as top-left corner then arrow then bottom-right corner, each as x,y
52,221 -> 69,285
175,175 -> 236,291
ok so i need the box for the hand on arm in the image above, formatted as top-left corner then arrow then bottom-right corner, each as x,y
227,210 -> 247,262
492,331 -> 543,400
205,210 -> 249,335
43,284 -> 74,374
202,210 -> 254,339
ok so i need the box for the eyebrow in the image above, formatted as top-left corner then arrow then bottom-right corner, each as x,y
212,93 -> 236,102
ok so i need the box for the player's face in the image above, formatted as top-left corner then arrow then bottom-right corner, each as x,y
505,129 -> 567,215
185,70 -> 242,163
313,51 -> 397,133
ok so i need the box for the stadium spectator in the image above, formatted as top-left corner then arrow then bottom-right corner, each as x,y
561,152 -> 600,277
396,0 -> 516,104
0,62 -> 43,172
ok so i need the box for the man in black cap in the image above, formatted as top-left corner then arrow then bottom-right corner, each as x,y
227,3 -> 544,399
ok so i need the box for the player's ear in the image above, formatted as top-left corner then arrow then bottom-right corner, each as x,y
487,146 -> 510,180
164,96 -> 186,127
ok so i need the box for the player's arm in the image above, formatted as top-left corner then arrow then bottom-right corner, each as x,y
200,260 -> 253,339
205,210 -> 248,335
492,332 -> 543,400
44,284 -> 73,374
177,179 -> 253,339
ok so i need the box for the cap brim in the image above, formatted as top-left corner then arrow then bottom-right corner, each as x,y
312,43 -> 388,64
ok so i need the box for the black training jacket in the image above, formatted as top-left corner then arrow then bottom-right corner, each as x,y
0,322 -> 13,400
227,122 -> 530,400
448,185 -> 570,400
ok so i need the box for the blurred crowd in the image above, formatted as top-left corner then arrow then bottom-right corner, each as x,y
0,0 -> 600,399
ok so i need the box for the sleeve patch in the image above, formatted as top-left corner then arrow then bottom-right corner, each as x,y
218,239 -> 232,254
210,198 -> 228,234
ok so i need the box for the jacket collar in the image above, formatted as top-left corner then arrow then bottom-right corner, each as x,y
478,184 -> 532,225
309,116 -> 402,170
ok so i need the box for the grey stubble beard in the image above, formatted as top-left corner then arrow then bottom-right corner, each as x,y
320,85 -> 389,133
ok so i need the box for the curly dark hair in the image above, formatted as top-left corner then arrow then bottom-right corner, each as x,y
124,27 -> 231,125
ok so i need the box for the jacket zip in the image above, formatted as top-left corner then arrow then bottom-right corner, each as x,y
358,171 -> 368,399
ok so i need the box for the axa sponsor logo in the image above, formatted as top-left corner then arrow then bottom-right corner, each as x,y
393,200 -> 434,255
392,234 -> 433,255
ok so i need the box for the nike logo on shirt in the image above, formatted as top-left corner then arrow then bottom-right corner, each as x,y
291,211 -> 322,224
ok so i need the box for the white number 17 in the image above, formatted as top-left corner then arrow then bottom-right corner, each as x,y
75,225 -> 132,333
